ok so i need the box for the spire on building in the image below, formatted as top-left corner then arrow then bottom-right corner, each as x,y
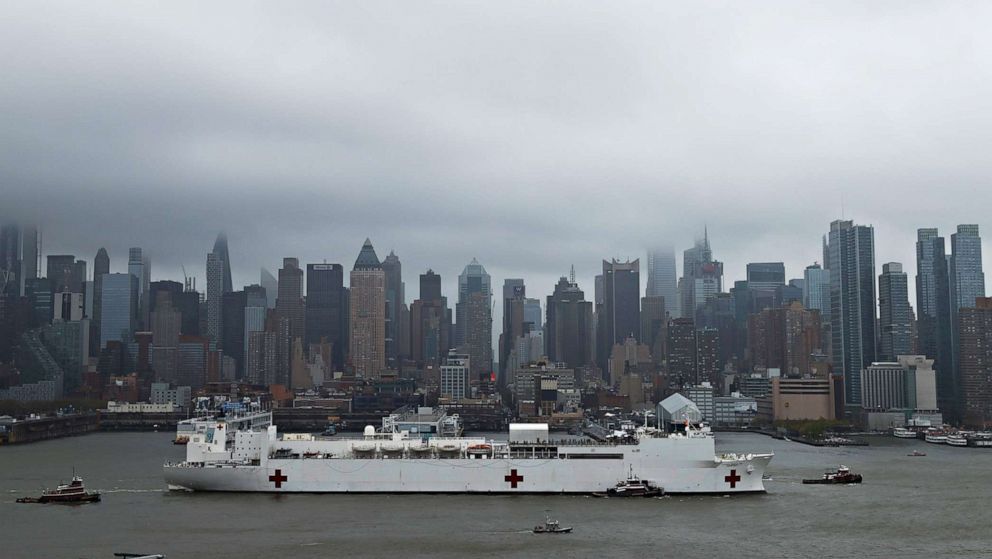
212,232 -> 233,294
354,238 -> 381,270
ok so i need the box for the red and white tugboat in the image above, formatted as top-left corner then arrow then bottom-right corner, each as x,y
802,465 -> 863,485
16,474 -> 101,504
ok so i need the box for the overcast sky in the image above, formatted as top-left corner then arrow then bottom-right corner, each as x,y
3,1 -> 991,317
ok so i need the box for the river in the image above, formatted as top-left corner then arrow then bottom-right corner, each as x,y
1,432 -> 990,558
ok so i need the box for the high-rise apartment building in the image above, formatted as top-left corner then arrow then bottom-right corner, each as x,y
878,262 -> 914,361
206,252 -> 224,343
959,297 -> 992,427
915,228 -> 955,416
349,239 -> 386,378
827,219 -> 877,407
382,251 -> 405,368
747,302 -> 822,377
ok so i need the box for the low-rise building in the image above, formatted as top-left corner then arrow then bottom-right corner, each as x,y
713,394 -> 757,427
685,382 -> 715,421
104,401 -> 176,413
757,377 -> 836,422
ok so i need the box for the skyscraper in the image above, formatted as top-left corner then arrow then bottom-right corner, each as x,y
679,232 -> 723,318
827,219 -> 877,407
916,228 -> 955,417
0,224 -> 20,298
349,239 -> 386,378
382,251 -> 405,368
803,263 -> 829,312
455,258 -> 492,378
950,225 -> 986,314
640,295 -> 666,364
500,279 -> 526,380
90,247 -> 110,357
19,225 -> 39,295
305,263 -> 347,369
878,262 -> 914,361
646,247 -> 678,318
410,269 -> 451,368
462,291 -> 493,379
958,297 -> 992,427
100,273 -> 138,347
455,258 -> 491,347
276,257 -> 305,342
597,259 -> 640,371
128,247 -> 150,329
260,268 -> 278,309
546,275 -> 593,369
47,254 -> 76,295
746,262 -> 785,292
206,252 -> 224,343
222,290 -> 248,377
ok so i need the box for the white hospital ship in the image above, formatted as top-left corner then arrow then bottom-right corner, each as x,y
164,409 -> 772,494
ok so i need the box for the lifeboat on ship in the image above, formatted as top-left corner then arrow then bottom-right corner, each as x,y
381,442 -> 405,455
352,442 -> 377,454
466,443 -> 492,456
408,442 -> 433,456
438,443 -> 460,455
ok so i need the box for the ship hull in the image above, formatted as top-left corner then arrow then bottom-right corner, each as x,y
164,452 -> 771,494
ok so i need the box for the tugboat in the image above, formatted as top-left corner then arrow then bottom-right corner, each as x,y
533,513 -> 572,534
802,465 -> 863,485
17,474 -> 101,504
599,466 -> 664,497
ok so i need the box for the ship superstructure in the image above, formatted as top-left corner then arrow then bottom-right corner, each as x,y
165,413 -> 772,494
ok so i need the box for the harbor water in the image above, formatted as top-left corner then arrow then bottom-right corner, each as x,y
1,432 -> 990,558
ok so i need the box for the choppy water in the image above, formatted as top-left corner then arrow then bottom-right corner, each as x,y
1,432 -> 990,558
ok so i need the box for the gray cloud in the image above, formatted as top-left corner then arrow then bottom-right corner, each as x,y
3,1 -> 992,314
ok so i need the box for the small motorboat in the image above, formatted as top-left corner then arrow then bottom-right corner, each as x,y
802,465 -> 863,485
172,436 -> 189,445
17,474 -> 101,504
908,450 -> 927,457
533,515 -> 572,534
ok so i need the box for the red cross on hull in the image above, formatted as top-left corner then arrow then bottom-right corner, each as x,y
504,469 -> 524,488
269,469 -> 288,489
724,469 -> 741,489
